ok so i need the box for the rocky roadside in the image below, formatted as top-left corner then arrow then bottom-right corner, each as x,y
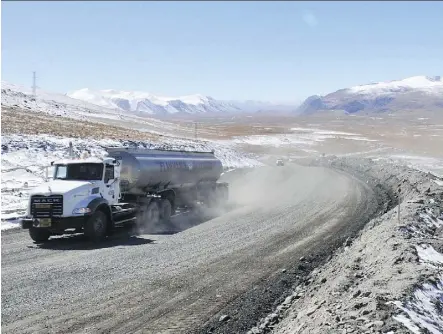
246,157 -> 443,334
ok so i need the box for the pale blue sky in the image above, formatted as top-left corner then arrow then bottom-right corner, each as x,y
2,1 -> 442,103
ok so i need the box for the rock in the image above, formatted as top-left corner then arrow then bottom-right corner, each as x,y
321,277 -> 327,283
219,315 -> 230,322
269,313 -> 279,321
283,295 -> 294,305
352,290 -> 361,298
281,268 -> 287,273
306,306 -> 318,316
299,256 -> 305,261
364,322 -> 374,329
373,320 -> 384,328
354,301 -> 368,310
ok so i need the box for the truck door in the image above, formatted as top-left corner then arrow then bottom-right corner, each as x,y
103,164 -> 117,205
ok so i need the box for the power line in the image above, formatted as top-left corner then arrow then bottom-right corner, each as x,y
194,122 -> 198,140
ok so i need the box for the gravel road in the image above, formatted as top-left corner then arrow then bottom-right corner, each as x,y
1,164 -> 382,334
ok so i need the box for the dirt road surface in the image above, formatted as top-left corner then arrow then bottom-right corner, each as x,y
1,164 -> 382,334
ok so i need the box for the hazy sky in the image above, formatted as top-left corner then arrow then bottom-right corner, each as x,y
2,1 -> 442,103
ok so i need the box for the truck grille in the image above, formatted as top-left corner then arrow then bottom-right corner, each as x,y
30,195 -> 63,218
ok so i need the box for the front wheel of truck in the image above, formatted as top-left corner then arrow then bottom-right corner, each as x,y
29,227 -> 50,243
84,210 -> 108,241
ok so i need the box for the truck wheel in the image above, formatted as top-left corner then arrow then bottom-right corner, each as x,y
159,199 -> 172,223
29,227 -> 50,243
146,201 -> 160,226
84,211 -> 108,241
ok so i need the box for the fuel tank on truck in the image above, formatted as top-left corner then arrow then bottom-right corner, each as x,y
106,148 -> 224,195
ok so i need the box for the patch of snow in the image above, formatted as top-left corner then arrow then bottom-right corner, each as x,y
290,127 -> 360,136
348,75 -> 443,96
343,137 -> 378,142
391,207 -> 443,334
391,275 -> 443,334
415,244 -> 443,266
1,219 -> 22,231
230,128 -> 376,149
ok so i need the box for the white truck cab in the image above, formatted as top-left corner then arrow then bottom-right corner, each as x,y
22,156 -> 122,242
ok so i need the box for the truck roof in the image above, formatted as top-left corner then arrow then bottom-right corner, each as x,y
106,147 -> 215,155
53,157 -> 104,165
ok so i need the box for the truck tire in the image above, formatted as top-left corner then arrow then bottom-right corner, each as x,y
159,199 -> 172,223
29,227 -> 50,243
84,210 -> 108,241
136,201 -> 160,233
146,201 -> 160,226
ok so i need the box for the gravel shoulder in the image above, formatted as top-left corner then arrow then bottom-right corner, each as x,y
1,164 -> 379,334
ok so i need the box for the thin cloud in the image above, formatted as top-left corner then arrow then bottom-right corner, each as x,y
302,11 -> 318,28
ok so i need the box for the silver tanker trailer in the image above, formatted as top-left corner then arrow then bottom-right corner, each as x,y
21,147 -> 229,242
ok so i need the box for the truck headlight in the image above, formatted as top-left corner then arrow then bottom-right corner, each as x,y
72,207 -> 92,214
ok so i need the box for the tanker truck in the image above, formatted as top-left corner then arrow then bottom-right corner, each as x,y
21,147 -> 229,243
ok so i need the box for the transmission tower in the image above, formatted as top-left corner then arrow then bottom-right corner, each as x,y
32,71 -> 37,96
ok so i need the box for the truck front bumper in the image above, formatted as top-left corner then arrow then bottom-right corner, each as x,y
21,216 -> 89,232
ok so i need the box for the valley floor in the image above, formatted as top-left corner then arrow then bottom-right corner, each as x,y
1,102 -> 443,334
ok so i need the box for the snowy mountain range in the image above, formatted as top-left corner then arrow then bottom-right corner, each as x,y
67,88 -> 299,115
297,76 -> 443,114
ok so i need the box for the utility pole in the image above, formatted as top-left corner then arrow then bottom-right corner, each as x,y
32,71 -> 37,97
398,188 -> 401,224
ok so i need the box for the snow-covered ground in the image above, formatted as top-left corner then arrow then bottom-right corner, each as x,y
229,127 -> 377,148
1,134 -> 262,230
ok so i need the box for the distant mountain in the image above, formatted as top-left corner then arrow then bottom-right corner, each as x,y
67,88 -> 299,115
225,100 -> 299,113
297,76 -> 443,114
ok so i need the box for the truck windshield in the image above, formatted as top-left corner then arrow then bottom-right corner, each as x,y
54,163 -> 104,181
